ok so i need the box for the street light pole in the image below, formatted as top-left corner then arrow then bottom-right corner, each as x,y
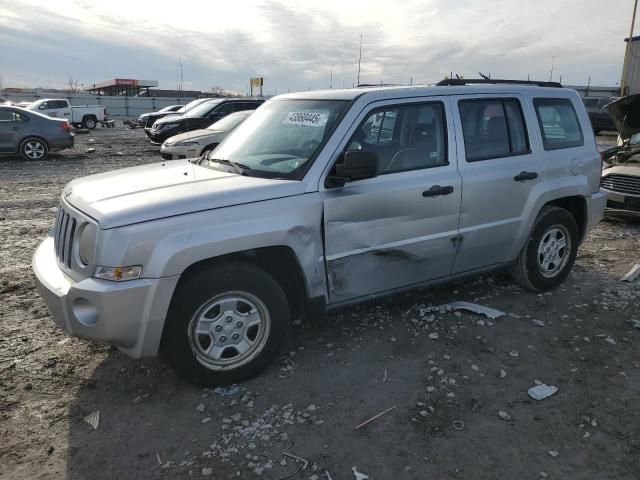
357,34 -> 363,86
621,0 -> 639,96
549,55 -> 555,82
330,64 -> 333,89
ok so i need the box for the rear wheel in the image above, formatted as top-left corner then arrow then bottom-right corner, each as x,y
161,261 -> 290,387
511,206 -> 579,291
20,138 -> 48,160
82,115 -> 97,129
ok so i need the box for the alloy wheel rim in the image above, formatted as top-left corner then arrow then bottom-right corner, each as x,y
85,119 -> 96,128
187,291 -> 270,371
537,224 -> 571,278
24,141 -> 45,159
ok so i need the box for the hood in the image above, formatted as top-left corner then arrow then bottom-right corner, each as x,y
164,128 -> 223,145
64,160 -> 306,229
155,113 -> 186,125
605,94 -> 640,140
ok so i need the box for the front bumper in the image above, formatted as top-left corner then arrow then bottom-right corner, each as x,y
603,189 -> 640,215
32,236 -> 180,358
160,143 -> 199,160
148,127 -> 181,145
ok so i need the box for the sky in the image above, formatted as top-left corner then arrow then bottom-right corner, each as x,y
0,0 -> 633,94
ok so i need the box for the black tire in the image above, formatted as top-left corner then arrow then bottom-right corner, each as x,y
161,261 -> 290,387
19,137 -> 49,161
200,143 -> 219,157
511,206 -> 579,292
82,115 -> 97,129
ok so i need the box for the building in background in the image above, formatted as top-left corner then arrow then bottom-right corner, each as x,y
85,78 -> 159,96
621,35 -> 640,96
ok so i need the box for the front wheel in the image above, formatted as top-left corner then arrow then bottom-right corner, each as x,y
161,261 -> 290,387
511,206 -> 579,292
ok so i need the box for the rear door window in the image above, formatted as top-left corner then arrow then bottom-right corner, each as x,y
533,98 -> 584,150
459,98 -> 530,161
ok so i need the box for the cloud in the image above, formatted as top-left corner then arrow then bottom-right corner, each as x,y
0,0 -> 629,92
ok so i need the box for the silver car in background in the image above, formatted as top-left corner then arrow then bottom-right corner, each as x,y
160,110 -> 254,160
0,106 -> 74,160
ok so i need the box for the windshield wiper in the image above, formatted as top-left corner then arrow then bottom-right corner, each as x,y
209,158 -> 251,175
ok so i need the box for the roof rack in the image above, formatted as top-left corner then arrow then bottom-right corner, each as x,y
436,79 -> 563,88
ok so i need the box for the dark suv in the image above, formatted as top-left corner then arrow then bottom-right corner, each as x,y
583,97 -> 617,134
148,98 -> 264,144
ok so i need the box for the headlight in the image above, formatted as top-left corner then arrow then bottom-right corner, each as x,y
94,265 -> 143,282
76,222 -> 97,266
175,140 -> 199,147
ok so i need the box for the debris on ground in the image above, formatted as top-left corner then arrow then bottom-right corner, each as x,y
632,320 -> 640,329
355,405 -> 398,430
498,411 -> 512,421
620,263 -> 640,282
212,385 -> 245,397
548,450 -> 559,458
352,466 -> 369,480
202,467 -> 213,475
85,147 -> 95,153
83,410 -> 100,430
528,383 -> 558,401
532,319 -> 545,327
277,452 -> 309,479
424,301 -> 506,319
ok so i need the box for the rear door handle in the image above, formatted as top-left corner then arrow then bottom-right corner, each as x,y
423,185 -> 454,197
514,171 -> 538,182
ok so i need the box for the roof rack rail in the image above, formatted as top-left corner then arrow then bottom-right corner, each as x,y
436,79 -> 563,88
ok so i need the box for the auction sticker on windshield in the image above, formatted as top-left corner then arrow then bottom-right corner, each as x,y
283,111 -> 329,127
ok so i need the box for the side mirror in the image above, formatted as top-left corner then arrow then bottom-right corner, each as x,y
38,105 -> 47,110
332,150 -> 379,185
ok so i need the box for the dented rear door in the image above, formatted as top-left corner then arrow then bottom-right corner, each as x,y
321,97 -> 462,303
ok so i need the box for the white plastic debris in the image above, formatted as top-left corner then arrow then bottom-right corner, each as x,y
528,383 -> 558,401
498,411 -> 511,421
83,410 -> 100,430
85,147 -> 95,153
212,385 -> 245,397
532,319 -> 545,327
620,263 -> 640,282
548,450 -> 559,458
352,466 -> 369,480
632,320 -> 640,329
423,301 -> 505,319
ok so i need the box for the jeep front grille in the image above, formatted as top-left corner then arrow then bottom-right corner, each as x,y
53,206 -> 77,268
601,174 -> 640,196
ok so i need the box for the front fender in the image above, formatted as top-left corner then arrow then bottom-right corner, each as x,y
96,193 -> 327,300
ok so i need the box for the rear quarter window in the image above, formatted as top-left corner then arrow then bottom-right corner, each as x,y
533,98 -> 584,150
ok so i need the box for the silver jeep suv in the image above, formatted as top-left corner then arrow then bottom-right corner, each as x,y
33,80 -> 607,386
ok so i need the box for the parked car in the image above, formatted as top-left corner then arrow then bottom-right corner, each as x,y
143,98 -> 212,133
28,98 -> 106,129
583,96 -> 617,134
147,98 -> 264,145
0,105 -> 74,160
601,94 -> 640,215
137,104 -> 183,126
33,81 -> 606,387
160,110 -> 253,160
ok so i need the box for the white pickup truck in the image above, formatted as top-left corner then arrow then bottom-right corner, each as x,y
28,99 -> 106,129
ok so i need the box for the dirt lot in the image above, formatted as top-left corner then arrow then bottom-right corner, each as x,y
0,127 -> 639,480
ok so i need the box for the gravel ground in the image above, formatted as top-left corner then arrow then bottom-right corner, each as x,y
1,127 -> 639,480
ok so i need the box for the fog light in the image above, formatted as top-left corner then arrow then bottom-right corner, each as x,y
94,265 -> 142,282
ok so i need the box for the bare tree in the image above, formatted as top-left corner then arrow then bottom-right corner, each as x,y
67,77 -> 80,93
210,86 -> 225,96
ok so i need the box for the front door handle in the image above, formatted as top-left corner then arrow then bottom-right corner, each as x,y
12,126 -> 19,131
423,185 -> 454,197
514,171 -> 538,182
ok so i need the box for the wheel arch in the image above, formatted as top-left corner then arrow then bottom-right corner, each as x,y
175,245 -> 312,323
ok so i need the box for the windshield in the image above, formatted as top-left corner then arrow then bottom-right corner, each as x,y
186,100 -> 222,118
207,111 -> 252,131
208,99 -> 349,177
159,105 -> 179,113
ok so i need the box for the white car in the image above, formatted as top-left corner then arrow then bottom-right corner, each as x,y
28,98 -> 106,129
160,110 -> 253,160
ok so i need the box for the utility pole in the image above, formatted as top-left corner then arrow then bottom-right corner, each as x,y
330,64 -> 333,88
586,76 -> 591,97
549,55 -> 555,82
621,0 -> 639,96
179,57 -> 184,95
357,34 -> 363,86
